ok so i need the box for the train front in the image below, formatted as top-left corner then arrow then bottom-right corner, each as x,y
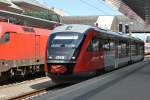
46,25 -> 87,83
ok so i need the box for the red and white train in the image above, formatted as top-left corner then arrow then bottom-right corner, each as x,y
0,22 -> 51,81
45,24 -> 144,83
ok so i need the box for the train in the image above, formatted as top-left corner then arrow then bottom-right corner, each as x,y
45,24 -> 144,83
0,22 -> 51,81
130,33 -> 150,55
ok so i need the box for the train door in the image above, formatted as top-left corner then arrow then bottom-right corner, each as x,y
103,39 -> 116,70
35,35 -> 40,62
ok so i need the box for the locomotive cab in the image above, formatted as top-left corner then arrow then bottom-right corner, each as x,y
47,32 -> 85,75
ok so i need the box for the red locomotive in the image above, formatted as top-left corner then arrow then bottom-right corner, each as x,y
45,24 -> 144,83
0,22 -> 51,81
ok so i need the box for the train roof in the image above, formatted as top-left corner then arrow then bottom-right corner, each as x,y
52,24 -> 144,43
0,22 -> 51,36
52,24 -> 92,34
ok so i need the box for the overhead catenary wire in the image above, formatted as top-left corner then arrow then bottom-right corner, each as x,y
79,0 -> 111,15
97,0 -> 121,13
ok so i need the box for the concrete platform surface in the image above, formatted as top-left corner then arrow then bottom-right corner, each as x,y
0,77 -> 52,100
33,59 -> 150,100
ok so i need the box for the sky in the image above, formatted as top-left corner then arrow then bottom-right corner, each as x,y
38,0 -> 122,16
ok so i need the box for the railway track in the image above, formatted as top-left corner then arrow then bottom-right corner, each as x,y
8,84 -> 72,100
8,88 -> 47,100
0,76 -> 46,90
0,72 -> 45,86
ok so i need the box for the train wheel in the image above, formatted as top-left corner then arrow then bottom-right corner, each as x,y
21,70 -> 26,78
10,69 -> 14,78
0,71 -> 10,82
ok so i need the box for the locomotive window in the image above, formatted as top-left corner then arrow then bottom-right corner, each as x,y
0,32 -> 10,43
3,32 -> 10,42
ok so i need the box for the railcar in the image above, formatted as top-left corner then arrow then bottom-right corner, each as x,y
45,24 -> 144,83
0,22 -> 51,81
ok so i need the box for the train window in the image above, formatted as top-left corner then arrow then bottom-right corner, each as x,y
118,41 -> 127,58
93,38 -> 99,52
3,32 -> 10,42
23,27 -> 35,32
87,41 -> 93,51
126,42 -> 130,56
130,43 -> 136,56
146,36 -> 150,43
87,37 -> 99,52
122,43 -> 126,57
103,40 -> 110,51
110,41 -> 115,50
139,44 -> 144,55
99,39 -> 103,49
118,42 -> 122,58
141,45 -> 144,55
0,32 -> 10,43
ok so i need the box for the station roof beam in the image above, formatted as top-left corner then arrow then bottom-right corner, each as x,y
105,0 -> 150,24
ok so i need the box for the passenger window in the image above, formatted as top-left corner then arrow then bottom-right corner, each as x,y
99,39 -> 103,49
87,37 -> 99,52
110,41 -> 115,50
92,38 -> 99,52
103,40 -> 110,51
87,41 -> 93,51
130,43 -> 136,56
118,41 -> 127,58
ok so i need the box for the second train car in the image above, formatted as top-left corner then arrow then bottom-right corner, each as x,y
45,24 -> 144,83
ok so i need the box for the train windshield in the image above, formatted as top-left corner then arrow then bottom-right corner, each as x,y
47,32 -> 84,61
49,32 -> 83,48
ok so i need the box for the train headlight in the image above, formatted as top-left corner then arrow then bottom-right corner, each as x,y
71,56 -> 76,60
48,56 -> 52,59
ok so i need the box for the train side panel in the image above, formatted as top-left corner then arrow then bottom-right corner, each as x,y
74,30 -> 104,74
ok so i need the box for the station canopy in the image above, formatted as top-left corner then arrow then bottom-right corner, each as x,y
0,0 -> 11,6
11,0 -> 50,12
105,0 -> 150,24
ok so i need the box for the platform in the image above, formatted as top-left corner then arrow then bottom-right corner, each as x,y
33,58 -> 150,100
